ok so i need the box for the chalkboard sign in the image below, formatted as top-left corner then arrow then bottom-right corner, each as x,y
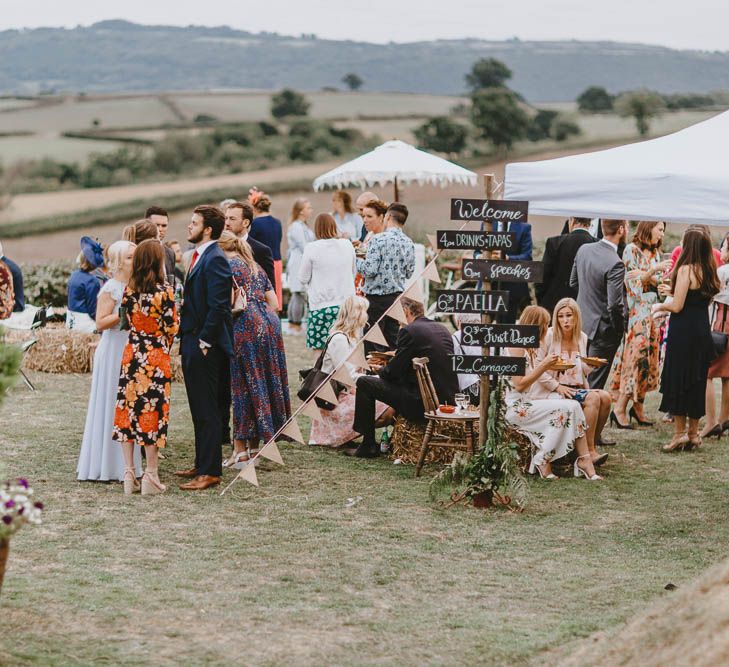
436,290 -> 509,314
461,324 -> 540,348
450,198 -> 529,223
436,230 -> 516,251
462,259 -> 544,283
451,355 -> 527,376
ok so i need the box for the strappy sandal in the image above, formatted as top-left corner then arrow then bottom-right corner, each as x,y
662,434 -> 689,452
123,467 -> 140,495
573,454 -> 603,481
141,471 -> 166,495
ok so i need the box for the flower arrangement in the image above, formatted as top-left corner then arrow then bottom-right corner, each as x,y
0,478 -> 43,540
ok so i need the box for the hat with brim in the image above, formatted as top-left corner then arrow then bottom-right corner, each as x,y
80,236 -> 104,269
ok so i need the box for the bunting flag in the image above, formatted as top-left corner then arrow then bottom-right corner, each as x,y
281,419 -> 305,444
259,441 -> 284,465
238,462 -> 259,487
388,299 -> 409,325
426,233 -> 438,250
333,364 -> 356,387
363,323 -> 389,348
316,381 -> 340,406
423,260 -> 441,283
404,280 -> 423,301
348,343 -> 369,369
299,399 -> 323,421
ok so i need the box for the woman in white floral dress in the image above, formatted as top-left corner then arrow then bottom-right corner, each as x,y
505,306 -> 602,481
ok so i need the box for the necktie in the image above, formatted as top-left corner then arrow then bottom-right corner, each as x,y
189,250 -> 200,273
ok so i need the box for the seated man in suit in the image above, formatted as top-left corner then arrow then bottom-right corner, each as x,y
536,217 -> 595,315
223,201 -> 276,293
350,297 -> 460,458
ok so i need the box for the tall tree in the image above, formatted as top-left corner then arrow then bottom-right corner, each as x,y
470,88 -> 529,154
271,89 -> 310,119
465,58 -> 512,91
414,117 -> 467,156
576,86 -> 613,112
342,73 -> 363,91
614,90 -> 665,136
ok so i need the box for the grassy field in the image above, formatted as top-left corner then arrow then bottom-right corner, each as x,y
2,329 -> 729,666
0,134 -> 131,163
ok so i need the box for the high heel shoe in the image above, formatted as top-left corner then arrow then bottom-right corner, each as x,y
609,411 -> 634,430
662,434 -> 689,452
628,407 -> 654,427
123,468 -> 140,495
141,472 -> 166,495
574,454 -> 603,481
700,423 -> 722,439
685,435 -> 702,451
592,452 -> 609,466
534,463 -> 558,480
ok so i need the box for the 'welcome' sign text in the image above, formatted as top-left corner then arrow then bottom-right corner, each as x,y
462,259 -> 544,283
450,198 -> 528,223
451,355 -> 527,376
436,290 -> 509,314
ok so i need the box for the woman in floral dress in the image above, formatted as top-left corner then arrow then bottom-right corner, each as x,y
218,232 -> 291,466
113,240 -> 178,495
609,222 -> 671,426
504,306 -> 601,481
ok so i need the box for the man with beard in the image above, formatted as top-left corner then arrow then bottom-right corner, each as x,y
223,201 -> 276,292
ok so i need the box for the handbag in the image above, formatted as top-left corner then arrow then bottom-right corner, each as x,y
297,333 -> 347,411
231,276 -> 247,316
711,303 -> 728,358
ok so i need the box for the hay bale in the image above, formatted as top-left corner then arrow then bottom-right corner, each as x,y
558,557 -> 729,667
390,415 -> 480,465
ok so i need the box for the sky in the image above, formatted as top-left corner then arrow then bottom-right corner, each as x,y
2,0 -> 729,51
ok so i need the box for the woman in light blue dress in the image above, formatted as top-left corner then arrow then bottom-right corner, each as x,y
77,240 -> 142,482
331,190 -> 364,241
286,198 -> 315,331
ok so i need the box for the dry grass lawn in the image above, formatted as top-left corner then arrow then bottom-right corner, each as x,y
3,331 -> 729,665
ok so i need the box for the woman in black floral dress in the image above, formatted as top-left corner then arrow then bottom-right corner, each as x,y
113,240 -> 178,495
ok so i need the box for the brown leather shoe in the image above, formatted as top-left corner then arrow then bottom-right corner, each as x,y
179,475 -> 222,491
174,466 -> 198,478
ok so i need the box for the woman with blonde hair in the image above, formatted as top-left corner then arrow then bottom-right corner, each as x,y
537,298 -> 611,464
308,295 -> 388,447
248,188 -> 284,309
609,221 -> 671,426
331,190 -> 363,241
77,240 -> 143,482
299,213 -> 356,352
504,305 -> 601,480
218,231 -> 291,466
286,197 -> 315,331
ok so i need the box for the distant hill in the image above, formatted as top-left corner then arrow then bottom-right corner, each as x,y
3,21 -> 729,101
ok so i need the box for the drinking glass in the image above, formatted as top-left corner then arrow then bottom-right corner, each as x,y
454,393 -> 468,411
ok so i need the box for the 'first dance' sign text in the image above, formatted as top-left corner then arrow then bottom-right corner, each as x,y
451,355 -> 527,376
450,198 -> 529,223
461,324 -> 540,348
462,259 -> 544,283
436,290 -> 509,314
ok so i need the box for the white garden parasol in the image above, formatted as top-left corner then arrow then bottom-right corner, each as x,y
312,139 -> 478,200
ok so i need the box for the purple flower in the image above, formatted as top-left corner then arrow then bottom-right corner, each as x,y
17,479 -> 28,489
2,516 -> 11,525
34,502 -> 44,510
18,507 -> 24,515
5,500 -> 14,509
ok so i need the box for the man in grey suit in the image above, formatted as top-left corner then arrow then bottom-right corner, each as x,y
570,219 -> 628,389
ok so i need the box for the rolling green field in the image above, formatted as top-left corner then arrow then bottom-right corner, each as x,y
3,331 -> 729,666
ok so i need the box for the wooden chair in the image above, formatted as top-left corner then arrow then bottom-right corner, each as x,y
412,356 -> 478,477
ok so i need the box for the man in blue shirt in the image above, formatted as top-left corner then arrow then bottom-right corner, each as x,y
0,241 -> 24,312
356,203 -> 415,350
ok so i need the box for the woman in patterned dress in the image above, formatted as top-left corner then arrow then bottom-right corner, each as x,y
113,240 -> 178,495
505,306 -> 601,481
299,213 -> 356,356
609,221 -> 671,426
218,232 -> 291,466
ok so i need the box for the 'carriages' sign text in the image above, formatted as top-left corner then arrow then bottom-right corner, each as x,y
451,355 -> 527,376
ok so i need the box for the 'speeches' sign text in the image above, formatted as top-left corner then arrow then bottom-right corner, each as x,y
436,290 -> 509,314
462,259 -> 544,284
451,355 -> 527,376
450,198 -> 529,223
436,230 -> 516,251
461,324 -> 540,349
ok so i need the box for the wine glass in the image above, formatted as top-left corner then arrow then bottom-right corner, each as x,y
454,392 -> 468,412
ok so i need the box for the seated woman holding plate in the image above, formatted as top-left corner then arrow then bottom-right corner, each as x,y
505,305 -> 602,481
535,297 -> 612,465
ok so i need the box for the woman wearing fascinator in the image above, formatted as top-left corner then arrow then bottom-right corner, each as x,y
66,236 -> 107,333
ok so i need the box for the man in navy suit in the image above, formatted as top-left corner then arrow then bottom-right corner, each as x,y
176,205 -> 233,491
495,219 -> 533,324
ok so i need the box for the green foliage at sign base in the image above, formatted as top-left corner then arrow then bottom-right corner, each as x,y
429,378 -> 528,509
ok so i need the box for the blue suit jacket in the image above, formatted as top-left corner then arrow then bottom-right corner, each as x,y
1,256 -> 24,312
180,244 -> 233,356
505,221 -> 533,262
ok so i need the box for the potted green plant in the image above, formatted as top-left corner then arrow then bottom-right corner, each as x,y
429,379 -> 528,510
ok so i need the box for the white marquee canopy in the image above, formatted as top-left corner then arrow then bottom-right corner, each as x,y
505,110 -> 729,225
312,139 -> 478,193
